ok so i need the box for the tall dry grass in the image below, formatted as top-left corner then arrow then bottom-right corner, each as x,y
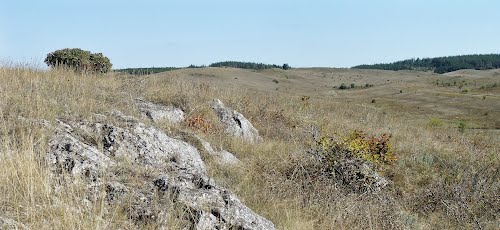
0,65 -> 498,229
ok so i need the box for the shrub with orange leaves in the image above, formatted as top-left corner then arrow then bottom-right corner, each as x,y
186,114 -> 212,133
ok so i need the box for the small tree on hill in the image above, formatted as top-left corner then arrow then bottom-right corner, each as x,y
44,48 -> 112,73
282,63 -> 291,70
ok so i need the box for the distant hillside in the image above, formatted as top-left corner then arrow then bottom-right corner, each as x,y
209,61 -> 282,70
352,54 -> 500,74
115,67 -> 179,75
115,61 -> 285,75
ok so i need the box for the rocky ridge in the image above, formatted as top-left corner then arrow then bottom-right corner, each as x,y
47,100 -> 275,229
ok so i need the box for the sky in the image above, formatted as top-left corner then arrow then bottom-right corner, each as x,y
1,0 -> 499,68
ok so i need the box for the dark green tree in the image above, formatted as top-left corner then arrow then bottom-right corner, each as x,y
44,48 -> 112,73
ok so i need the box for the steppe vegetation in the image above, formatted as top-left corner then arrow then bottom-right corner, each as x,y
0,60 -> 498,229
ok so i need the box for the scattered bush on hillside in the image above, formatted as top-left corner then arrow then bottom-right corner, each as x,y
282,63 -> 291,70
479,82 -> 498,89
308,130 -> 396,192
338,83 -> 374,90
44,48 -> 112,73
458,121 -> 467,133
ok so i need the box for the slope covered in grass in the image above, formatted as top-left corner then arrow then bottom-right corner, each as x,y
0,65 -> 498,229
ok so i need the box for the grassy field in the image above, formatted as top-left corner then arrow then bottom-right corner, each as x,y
0,65 -> 498,229
157,67 -> 500,130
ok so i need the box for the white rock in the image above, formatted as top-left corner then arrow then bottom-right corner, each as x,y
211,99 -> 262,143
47,111 -> 274,229
194,135 -> 240,165
136,99 -> 185,123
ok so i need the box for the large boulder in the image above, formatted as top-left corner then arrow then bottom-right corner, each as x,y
211,99 -> 262,143
47,111 -> 274,229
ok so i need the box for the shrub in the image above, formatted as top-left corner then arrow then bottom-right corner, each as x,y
428,118 -> 444,127
350,83 -> 356,88
89,52 -> 113,73
339,83 -> 348,90
186,115 -> 212,133
282,63 -> 291,70
458,121 -> 467,133
44,48 -> 112,73
309,130 -> 396,192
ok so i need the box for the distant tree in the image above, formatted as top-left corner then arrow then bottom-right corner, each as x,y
352,54 -> 500,74
209,61 -> 281,70
282,63 -> 291,70
45,48 -> 112,73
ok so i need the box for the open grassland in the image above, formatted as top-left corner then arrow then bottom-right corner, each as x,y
0,65 -> 498,229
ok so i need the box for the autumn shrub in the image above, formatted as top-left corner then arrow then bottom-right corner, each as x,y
186,114 -> 213,133
312,130 -> 395,168
308,129 -> 396,193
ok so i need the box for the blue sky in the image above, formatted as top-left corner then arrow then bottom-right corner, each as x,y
1,0 -> 499,68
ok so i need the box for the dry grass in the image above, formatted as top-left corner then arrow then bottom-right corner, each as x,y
0,65 -> 498,229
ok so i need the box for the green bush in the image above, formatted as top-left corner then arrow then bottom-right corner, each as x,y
458,121 -> 467,133
44,48 -> 112,73
338,83 -> 348,90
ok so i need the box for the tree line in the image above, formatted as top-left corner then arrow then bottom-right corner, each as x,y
115,61 -> 290,75
209,61 -> 284,70
352,54 -> 500,74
